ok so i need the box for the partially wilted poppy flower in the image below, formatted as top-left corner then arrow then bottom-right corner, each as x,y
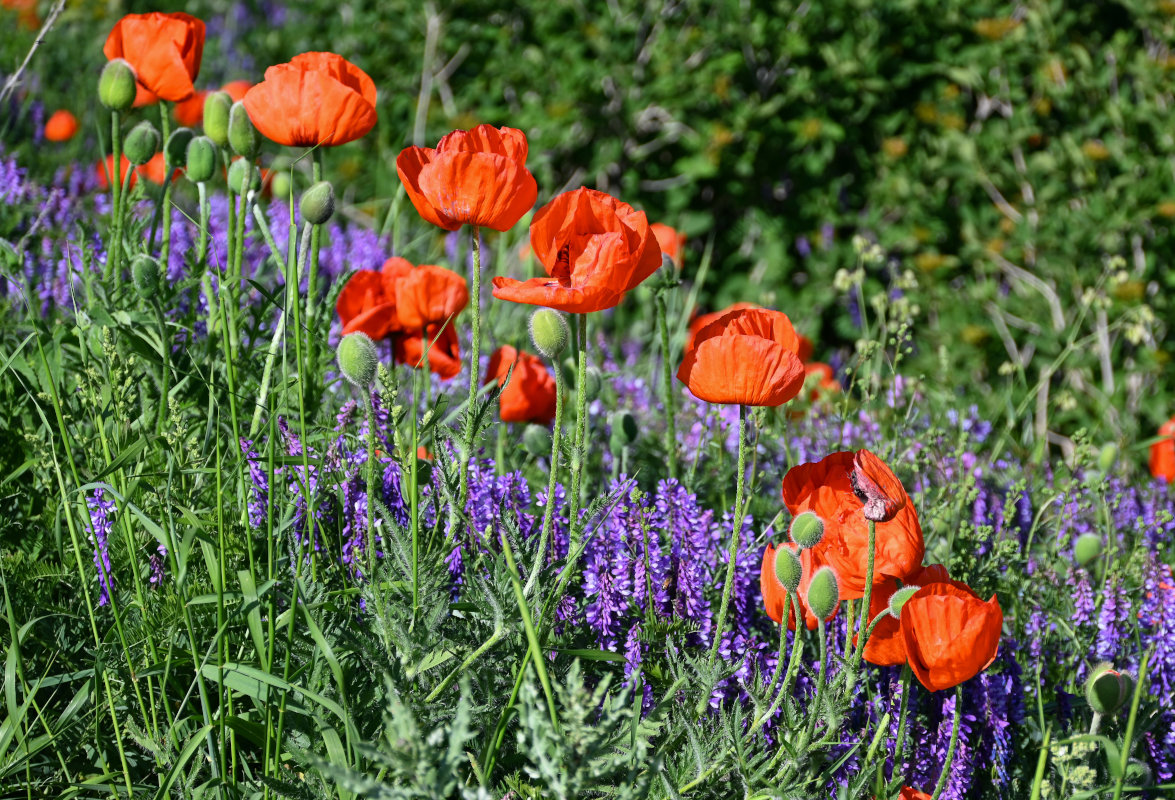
104,13 -> 205,102
650,222 -> 685,266
900,581 -> 1003,691
678,307 -> 807,407
336,257 -> 411,339
397,124 -> 537,232
686,302 -> 760,350
761,542 -> 839,630
492,187 -> 662,312
484,345 -> 558,424
1150,417 -> 1175,482
781,451 -> 924,599
393,264 -> 469,330
394,323 -> 461,379
243,52 -> 377,148
860,564 -> 955,666
44,110 -> 79,142
851,449 -> 908,523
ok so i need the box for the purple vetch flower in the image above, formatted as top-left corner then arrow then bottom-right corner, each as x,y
149,543 -> 167,587
1095,575 -> 1129,663
1071,571 -> 1095,628
240,437 -> 270,530
86,488 -> 116,607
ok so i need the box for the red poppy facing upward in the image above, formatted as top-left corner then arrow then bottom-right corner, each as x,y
104,13 -> 205,102
1150,417 -> 1175,482
397,124 -> 537,232
686,302 -> 760,350
678,307 -> 807,407
492,187 -> 662,312
900,581 -> 1003,691
484,346 -> 558,425
243,52 -> 377,148
44,110 -> 79,142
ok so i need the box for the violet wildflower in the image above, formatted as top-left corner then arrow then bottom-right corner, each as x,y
86,488 -> 115,607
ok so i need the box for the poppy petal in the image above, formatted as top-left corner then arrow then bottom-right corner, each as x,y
416,151 -> 537,232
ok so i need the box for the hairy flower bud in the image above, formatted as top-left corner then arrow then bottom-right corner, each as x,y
270,170 -> 293,200
124,121 -> 160,166
337,333 -> 379,388
788,511 -> 825,550
185,136 -> 217,183
806,566 -> 840,622
582,366 -> 603,402
1085,663 -> 1133,716
522,424 -> 552,457
226,159 -> 260,195
300,180 -> 335,225
1074,533 -> 1103,567
773,545 -> 802,593
203,91 -> 232,147
228,101 -> 260,159
888,585 -> 922,617
131,254 -> 161,300
611,410 -> 638,446
165,127 -> 194,169
529,309 -> 569,360
98,59 -> 137,113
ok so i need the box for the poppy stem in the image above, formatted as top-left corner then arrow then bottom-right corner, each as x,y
703,404 -> 747,685
362,389 -> 378,581
306,149 -> 323,384
888,664 -> 914,793
929,685 -> 963,800
752,602 -> 792,733
854,519 -> 879,667
197,181 -> 215,335
781,592 -> 805,696
567,314 -> 590,544
803,617 -> 830,746
458,225 -> 482,528
410,367 -> 420,618
524,356 -> 564,598
105,110 -> 121,281
655,290 -> 678,480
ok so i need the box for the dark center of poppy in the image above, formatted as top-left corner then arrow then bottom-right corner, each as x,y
551,244 -> 572,286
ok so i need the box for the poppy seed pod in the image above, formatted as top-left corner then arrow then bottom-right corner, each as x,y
124,121 -> 161,166
99,59 -> 138,112
806,566 -> 840,622
226,159 -> 260,195
529,309 -> 569,360
337,332 -> 378,388
522,424 -> 552,457
582,366 -> 603,402
203,91 -> 232,146
887,585 -> 922,617
228,101 -> 260,159
789,511 -> 825,550
611,411 -> 638,446
165,127 -> 194,169
773,545 -> 803,593
1074,533 -> 1103,567
185,136 -> 217,183
131,255 -> 161,300
1085,664 -> 1133,716
300,181 -> 335,225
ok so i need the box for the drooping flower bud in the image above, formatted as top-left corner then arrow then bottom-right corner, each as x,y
226,159 -> 261,195
337,332 -> 379,388
888,585 -> 922,617
270,170 -> 293,200
529,309 -> 569,360
203,91 -> 232,147
1074,533 -> 1103,567
124,121 -> 161,166
185,136 -> 217,184
522,424 -> 553,457
299,181 -> 335,225
98,59 -> 137,112
806,566 -> 840,622
1085,663 -> 1133,716
131,255 -> 161,300
165,127 -> 194,169
228,101 -> 260,159
788,511 -> 825,550
773,545 -> 802,593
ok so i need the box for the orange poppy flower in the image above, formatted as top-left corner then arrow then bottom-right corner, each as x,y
650,222 -> 685,267
44,110 -> 79,142
2,0 -> 39,29
796,334 -> 814,364
804,362 -> 839,399
851,449 -> 909,523
394,323 -> 461,379
761,542 -> 839,631
781,451 -> 924,600
96,154 -> 136,191
393,264 -> 469,330
397,124 -> 537,232
686,302 -> 760,350
900,581 -> 1003,691
103,13 -> 205,103
1150,416 -> 1175,482
336,257 -> 412,340
221,80 -> 252,102
900,789 -> 932,800
860,564 -> 956,666
484,345 -> 558,424
491,187 -> 662,312
138,152 -> 176,185
243,52 -> 377,148
133,83 -> 160,108
174,89 -> 207,126
677,307 -> 807,406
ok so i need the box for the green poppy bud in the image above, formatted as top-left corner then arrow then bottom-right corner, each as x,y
131,254 -> 161,300
888,585 -> 922,617
529,309 -> 569,360
522,424 -> 553,457
1097,443 -> 1118,474
582,366 -> 603,402
806,566 -> 840,622
337,332 -> 379,388
124,121 -> 160,166
185,136 -> 217,183
270,170 -> 293,200
1074,533 -> 1103,567
773,545 -> 802,593
612,411 -> 638,445
98,59 -> 137,113
1125,759 -> 1152,788
300,180 -> 335,225
228,101 -> 260,159
203,91 -> 232,147
1085,663 -> 1132,716
789,511 -> 825,550
227,159 -> 261,195
165,127 -> 195,169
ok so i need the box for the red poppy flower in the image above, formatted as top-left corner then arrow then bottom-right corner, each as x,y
2,0 -> 39,29
1150,417 -> 1175,482
492,187 -> 662,312
336,257 -> 411,339
243,52 -> 377,148
173,90 -> 207,126
96,154 -> 136,191
900,789 -> 932,800
394,323 -> 461,379
397,124 -> 536,232
134,83 -> 159,108
761,542 -> 839,630
686,302 -> 760,350
900,581 -> 1003,691
650,222 -> 685,267
484,345 -> 558,424
103,13 -> 205,102
393,264 -> 469,331
138,152 -> 177,185
796,334 -> 814,364
677,307 -> 807,406
803,362 -> 840,401
221,80 -> 252,102
851,449 -> 909,523
44,110 -> 79,142
859,564 -> 957,666
781,451 -> 924,600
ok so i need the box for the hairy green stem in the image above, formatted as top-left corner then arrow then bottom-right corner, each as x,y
525,355 -> 565,597
500,528 -> 561,734
458,225 -> 482,527
888,664 -> 914,793
105,111 -> 121,281
655,291 -> 677,479
929,685 -> 963,800
704,404 -> 747,679
362,391 -> 378,579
